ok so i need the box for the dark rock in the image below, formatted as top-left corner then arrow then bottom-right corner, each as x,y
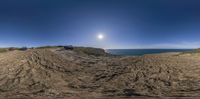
19,47 -> 28,51
64,45 -> 74,50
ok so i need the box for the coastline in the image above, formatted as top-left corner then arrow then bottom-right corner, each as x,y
106,49 -> 193,56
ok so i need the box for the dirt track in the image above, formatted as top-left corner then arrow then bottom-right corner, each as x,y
0,48 -> 200,98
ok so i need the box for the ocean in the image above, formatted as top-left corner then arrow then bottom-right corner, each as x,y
106,49 -> 193,56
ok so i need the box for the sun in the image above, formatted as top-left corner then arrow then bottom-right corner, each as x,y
97,34 -> 104,40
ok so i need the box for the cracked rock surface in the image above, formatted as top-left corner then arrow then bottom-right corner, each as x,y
0,48 -> 200,98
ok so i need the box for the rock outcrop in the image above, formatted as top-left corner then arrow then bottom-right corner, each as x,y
0,47 -> 200,98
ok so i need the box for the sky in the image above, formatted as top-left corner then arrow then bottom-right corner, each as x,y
0,0 -> 200,49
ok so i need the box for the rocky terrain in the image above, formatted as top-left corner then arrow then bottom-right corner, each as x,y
0,46 -> 200,98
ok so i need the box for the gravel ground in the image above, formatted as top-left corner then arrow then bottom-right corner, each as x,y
0,48 -> 200,98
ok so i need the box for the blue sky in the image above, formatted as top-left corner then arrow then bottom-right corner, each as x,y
0,0 -> 200,49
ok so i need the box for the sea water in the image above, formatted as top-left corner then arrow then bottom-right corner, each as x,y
106,49 -> 193,56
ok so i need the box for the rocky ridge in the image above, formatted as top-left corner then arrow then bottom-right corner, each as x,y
0,47 -> 200,98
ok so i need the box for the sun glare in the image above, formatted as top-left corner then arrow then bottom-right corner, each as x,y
97,34 -> 104,40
